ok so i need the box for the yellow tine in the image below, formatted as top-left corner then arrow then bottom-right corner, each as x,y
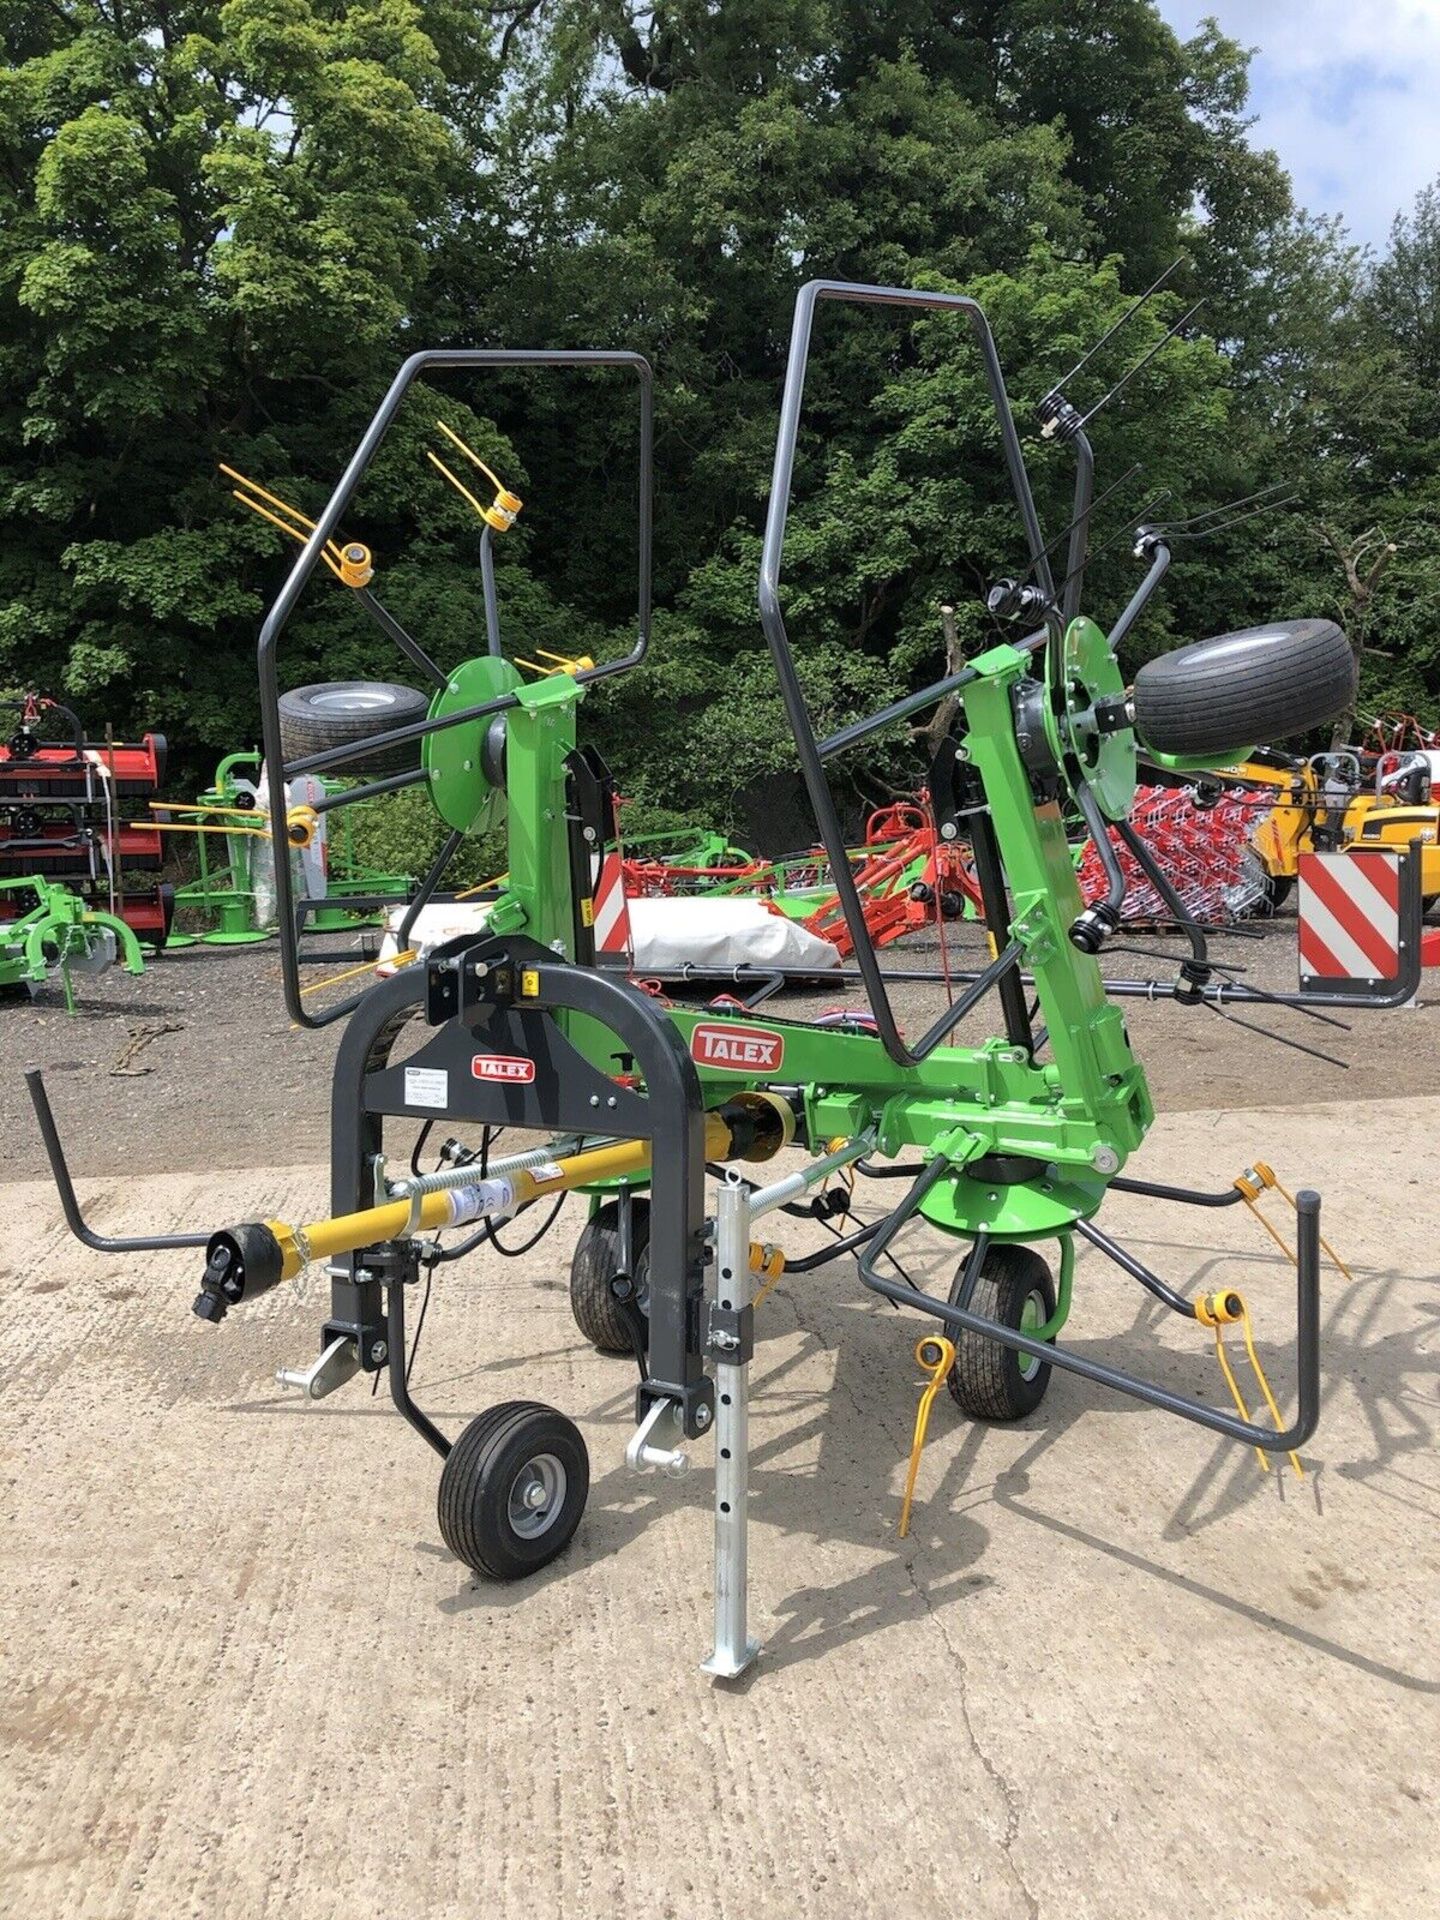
898,1337 -> 956,1538
435,418 -> 505,495
231,493 -> 345,579
425,448 -> 492,525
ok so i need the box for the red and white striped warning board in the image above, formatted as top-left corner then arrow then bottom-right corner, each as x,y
592,848 -> 632,956
1298,851 -> 1401,989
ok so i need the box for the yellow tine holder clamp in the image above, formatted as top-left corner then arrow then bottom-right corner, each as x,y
428,422 -> 523,531
751,1243 -> 786,1311
1195,1289 -> 1304,1477
220,463 -> 369,586
899,1335 -> 957,1538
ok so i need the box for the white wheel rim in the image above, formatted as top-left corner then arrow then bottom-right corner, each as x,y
507,1452 -> 567,1539
1017,1289 -> 1048,1382
309,687 -> 398,715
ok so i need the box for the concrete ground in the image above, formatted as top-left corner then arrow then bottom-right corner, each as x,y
2,1092 -> 1436,1919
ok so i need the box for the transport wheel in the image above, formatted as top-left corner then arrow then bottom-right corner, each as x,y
438,1401 -> 589,1580
1132,618 -> 1355,758
276,680 -> 429,777
569,1197 -> 650,1354
945,1245 -> 1057,1421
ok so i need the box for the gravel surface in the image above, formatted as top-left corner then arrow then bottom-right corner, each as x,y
0,904 -> 1432,1180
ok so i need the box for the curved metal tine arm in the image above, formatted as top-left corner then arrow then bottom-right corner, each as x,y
1107,537 -> 1170,653
817,627 -> 1047,762
1113,816 -> 1207,971
355,587 -> 448,689
256,348 -> 652,1031
1074,1216 -> 1196,1318
1073,780 -> 1127,916
757,280 -> 1054,1068
397,828 -> 465,956
26,1069 -> 210,1252
308,767 -> 429,817
1060,429 -> 1095,625
858,1161 -> 1323,1454
913,940 -> 1023,1055
1107,1172 -> 1245,1209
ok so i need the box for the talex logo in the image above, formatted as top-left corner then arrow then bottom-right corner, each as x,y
471,1054 -> 536,1084
689,1023 -> 785,1074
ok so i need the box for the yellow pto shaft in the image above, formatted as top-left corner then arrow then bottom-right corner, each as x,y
193,1094 -> 794,1322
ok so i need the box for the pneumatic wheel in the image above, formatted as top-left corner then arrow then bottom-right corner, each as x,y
438,1401 -> 589,1581
945,1245 -> 1057,1421
569,1197 -> 650,1354
1131,617 -> 1355,757
276,680 -> 429,777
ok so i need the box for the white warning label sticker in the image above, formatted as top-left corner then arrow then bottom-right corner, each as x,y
404,1066 -> 449,1110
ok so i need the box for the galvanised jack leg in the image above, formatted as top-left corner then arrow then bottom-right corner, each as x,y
702,1175 -> 759,1680
702,1137 -> 875,1680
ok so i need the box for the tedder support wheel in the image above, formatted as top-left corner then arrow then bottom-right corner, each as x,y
438,1401 -> 589,1581
1131,618 -> 1355,759
277,680 -> 429,777
946,1244 -> 1057,1421
569,1197 -> 650,1354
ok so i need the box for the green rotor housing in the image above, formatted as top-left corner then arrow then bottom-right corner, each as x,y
423,655 -> 522,833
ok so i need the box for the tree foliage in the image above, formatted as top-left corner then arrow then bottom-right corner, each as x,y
1,0 -> 1436,848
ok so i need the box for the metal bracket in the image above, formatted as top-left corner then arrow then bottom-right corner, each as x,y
625,1397 -> 691,1477
276,1334 -> 360,1402
707,1300 -> 754,1365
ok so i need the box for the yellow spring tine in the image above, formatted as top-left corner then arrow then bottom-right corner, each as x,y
898,1335 -> 956,1538
435,418 -> 506,495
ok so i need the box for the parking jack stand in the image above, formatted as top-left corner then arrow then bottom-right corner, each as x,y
702,1175 -> 760,1679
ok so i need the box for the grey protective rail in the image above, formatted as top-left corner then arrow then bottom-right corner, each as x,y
857,1157 -> 1322,1453
26,1068 -> 209,1252
757,279 -> 1055,1068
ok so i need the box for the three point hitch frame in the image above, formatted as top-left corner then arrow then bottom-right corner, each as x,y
31,281 -> 1382,1679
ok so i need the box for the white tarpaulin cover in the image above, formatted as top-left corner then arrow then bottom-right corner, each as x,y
377,895 -> 840,975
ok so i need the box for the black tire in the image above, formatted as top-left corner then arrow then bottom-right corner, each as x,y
1132,619 -> 1355,758
1423,894 -> 1439,918
946,1244 -> 1057,1421
437,1401 -> 589,1580
276,680 -> 429,777
569,1197 -> 650,1354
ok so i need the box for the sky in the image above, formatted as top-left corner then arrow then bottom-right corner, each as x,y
1156,0 -> 1440,249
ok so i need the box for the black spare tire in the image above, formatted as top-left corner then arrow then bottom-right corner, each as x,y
277,680 -> 429,777
1132,618 -> 1355,758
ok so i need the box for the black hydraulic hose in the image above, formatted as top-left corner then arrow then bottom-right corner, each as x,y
26,1069 -> 209,1252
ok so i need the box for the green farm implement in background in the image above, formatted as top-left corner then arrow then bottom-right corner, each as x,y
161,749 -> 414,946
0,873 -> 144,1011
